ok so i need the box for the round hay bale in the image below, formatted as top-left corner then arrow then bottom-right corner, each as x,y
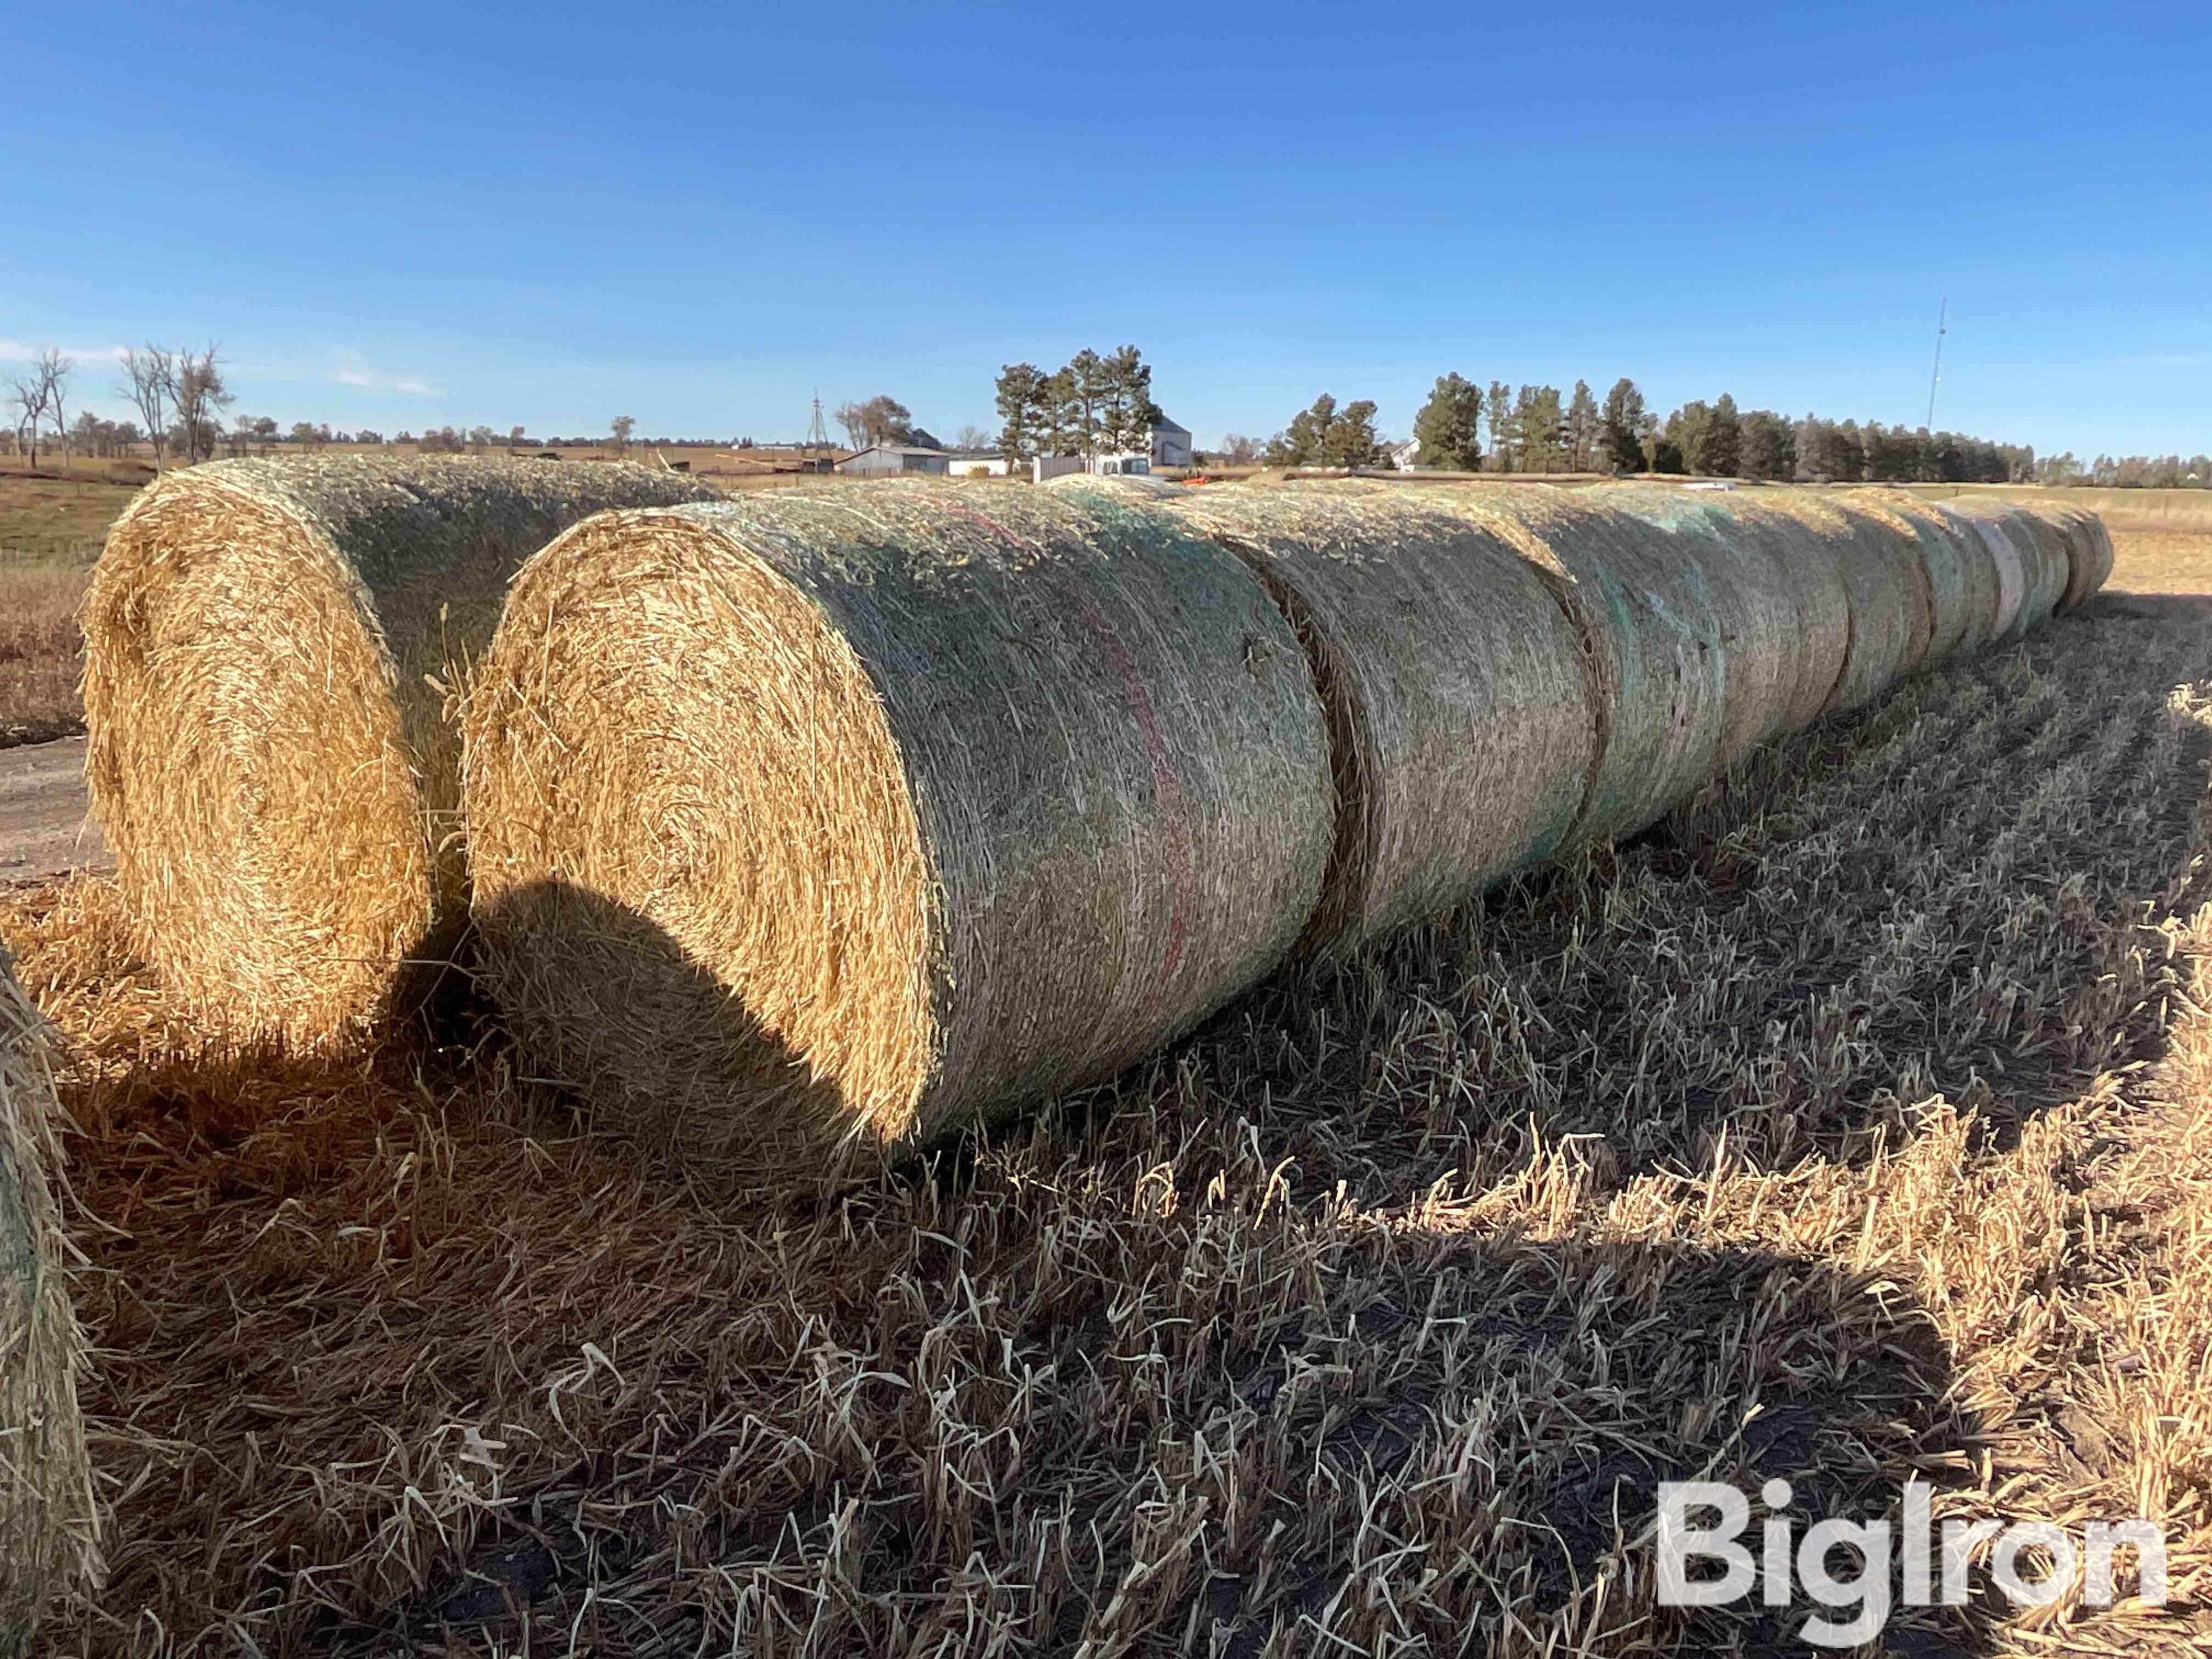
1148,488 -> 1595,955
2041,503 -> 2115,608
1936,504 -> 2029,640
2000,505 -> 2081,627
1712,494 -> 1854,731
81,456 -> 719,1052
1045,472 -> 1188,499
1754,496 -> 1934,713
1846,490 -> 2001,665
1,951 -> 98,1644
461,484 -> 1333,1171
1390,486 -> 1731,842
1589,485 -> 1833,768
1931,501 -> 2066,640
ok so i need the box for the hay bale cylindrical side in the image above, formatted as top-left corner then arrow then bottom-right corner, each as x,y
1932,501 -> 2059,641
1592,485 -> 1832,769
1,952 -> 99,1646
1128,486 -> 1595,955
1847,490 -> 2002,666
1045,472 -> 1189,500
2003,504 -> 2084,627
1753,496 -> 1934,713
81,456 -> 719,1052
2043,504 -> 2116,608
1395,487 -> 1731,842
1936,504 -> 2030,640
1713,494 -> 1855,732
461,486 -> 1334,1171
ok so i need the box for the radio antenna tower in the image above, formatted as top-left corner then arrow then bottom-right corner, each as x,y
1925,298 -> 1947,428
805,391 -> 831,450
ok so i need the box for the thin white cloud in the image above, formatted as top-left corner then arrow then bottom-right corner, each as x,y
332,348 -> 442,397
0,338 -> 127,364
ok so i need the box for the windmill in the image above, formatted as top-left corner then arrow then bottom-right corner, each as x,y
805,392 -> 831,453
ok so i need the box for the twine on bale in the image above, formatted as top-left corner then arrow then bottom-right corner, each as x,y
81,456 -> 719,1053
461,483 -> 1333,1174
1,951 -> 98,1652
1122,484 -> 1595,955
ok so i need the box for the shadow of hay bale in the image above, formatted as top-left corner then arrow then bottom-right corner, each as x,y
355,1233 -> 2001,1657
461,878 -> 848,1171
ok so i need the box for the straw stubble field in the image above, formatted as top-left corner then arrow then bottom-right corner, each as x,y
2,516 -> 2211,1654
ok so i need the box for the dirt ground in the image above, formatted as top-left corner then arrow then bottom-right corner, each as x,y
0,736 -> 105,881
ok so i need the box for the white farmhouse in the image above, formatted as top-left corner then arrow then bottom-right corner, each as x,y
1030,414 -> 1197,483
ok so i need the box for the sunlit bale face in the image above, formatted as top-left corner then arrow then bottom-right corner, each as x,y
78,456 -> 718,1053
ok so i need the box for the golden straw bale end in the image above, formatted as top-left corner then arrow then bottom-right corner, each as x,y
81,456 -> 718,1052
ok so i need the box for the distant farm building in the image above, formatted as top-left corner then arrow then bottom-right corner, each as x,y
1031,416 -> 1195,484
836,445 -> 953,476
1149,415 -> 1193,470
1389,438 -> 1421,471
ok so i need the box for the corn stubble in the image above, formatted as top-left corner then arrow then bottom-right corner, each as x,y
5,576 -> 2212,1653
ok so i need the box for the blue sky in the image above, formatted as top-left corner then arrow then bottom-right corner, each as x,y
5,2 -> 2205,455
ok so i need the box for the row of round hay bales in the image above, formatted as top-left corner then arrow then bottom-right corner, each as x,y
1,950 -> 98,1649
81,456 -> 719,1053
78,459 -> 2116,1177
460,486 -> 1334,1173
1285,481 -> 1838,838
1112,483 -> 1594,955
449,476 -> 2120,1171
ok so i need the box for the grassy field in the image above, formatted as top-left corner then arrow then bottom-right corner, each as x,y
0,467 -> 136,746
1,517 -> 2209,1653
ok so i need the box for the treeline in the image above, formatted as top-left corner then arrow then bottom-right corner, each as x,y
1389,375 -> 2043,482
994,348 -> 1161,464
2042,453 -> 2212,489
1238,375 -> 2203,487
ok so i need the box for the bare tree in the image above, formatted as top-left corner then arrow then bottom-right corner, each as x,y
610,415 -> 635,453
41,351 -> 74,472
833,399 -> 867,450
120,345 -> 174,471
952,423 -> 991,453
8,371 -> 47,467
170,345 -> 233,465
